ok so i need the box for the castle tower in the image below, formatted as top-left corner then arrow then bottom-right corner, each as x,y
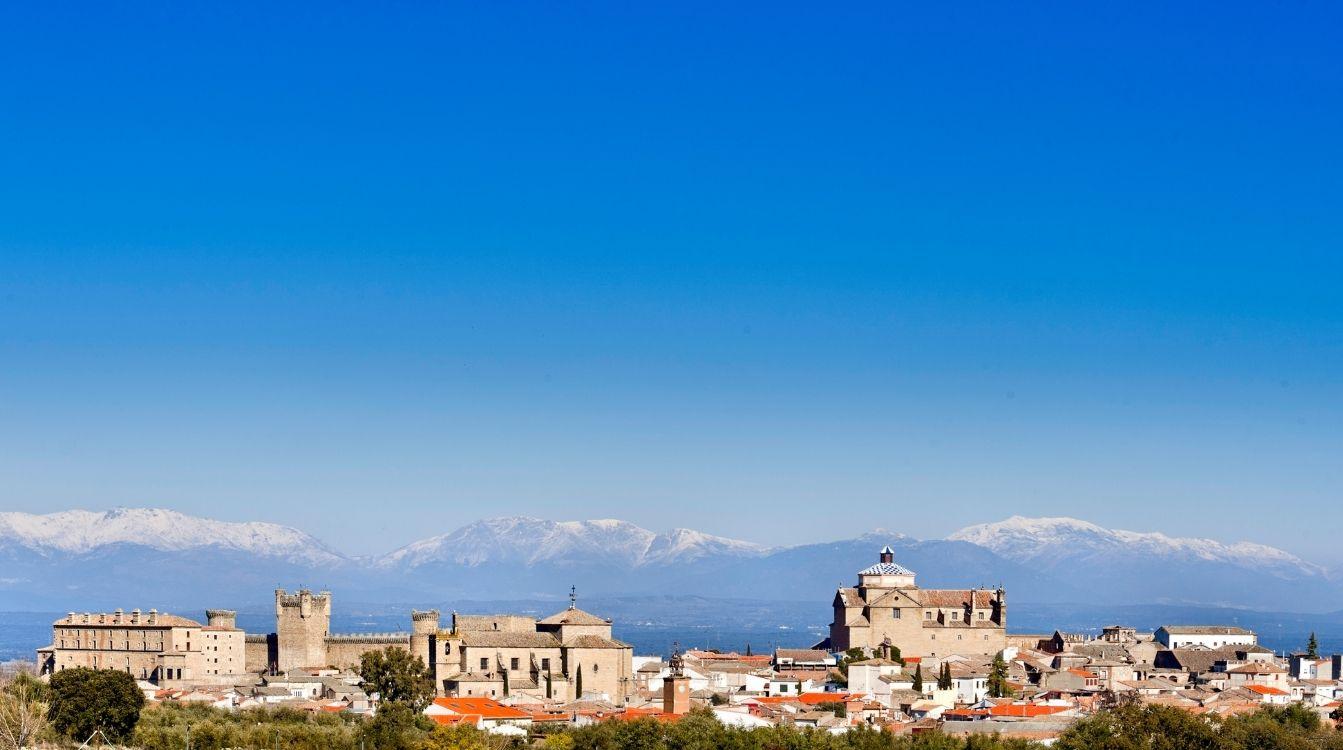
275,589 -> 331,672
206,609 -> 237,629
411,610 -> 440,672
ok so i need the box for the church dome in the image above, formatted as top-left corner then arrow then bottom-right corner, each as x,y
858,560 -> 915,576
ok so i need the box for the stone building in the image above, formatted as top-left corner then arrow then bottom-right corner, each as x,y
245,589 -> 421,674
435,598 -> 634,703
828,546 -> 1007,658
41,587 -> 632,701
201,609 -> 247,680
38,607 -> 245,686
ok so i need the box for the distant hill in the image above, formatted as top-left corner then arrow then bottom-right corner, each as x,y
0,508 -> 1337,615
949,516 -> 1338,611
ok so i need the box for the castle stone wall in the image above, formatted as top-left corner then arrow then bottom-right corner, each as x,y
325,634 -> 410,670
244,633 -> 274,674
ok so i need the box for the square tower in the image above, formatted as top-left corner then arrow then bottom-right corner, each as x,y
275,589 -> 331,671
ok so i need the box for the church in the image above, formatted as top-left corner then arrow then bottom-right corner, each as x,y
827,546 -> 1006,658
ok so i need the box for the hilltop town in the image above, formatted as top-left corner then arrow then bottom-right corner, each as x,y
21,545 -> 1342,745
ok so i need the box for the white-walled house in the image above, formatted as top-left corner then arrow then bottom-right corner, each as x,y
1155,626 -> 1256,649
713,707 -> 776,728
846,659 -> 903,695
769,676 -> 802,696
952,674 -> 989,705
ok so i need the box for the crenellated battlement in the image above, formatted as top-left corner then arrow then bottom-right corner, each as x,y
275,589 -> 331,611
325,632 -> 411,643
274,588 -> 332,671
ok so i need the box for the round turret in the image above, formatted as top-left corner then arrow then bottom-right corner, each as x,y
206,609 -> 238,629
410,610 -> 440,669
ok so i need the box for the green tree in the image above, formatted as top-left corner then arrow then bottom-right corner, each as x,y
614,716 -> 667,750
0,672 -> 50,750
131,702 -> 363,750
664,708 -> 720,750
543,731 -> 575,750
1055,703 -> 1221,750
502,668 -> 510,697
46,667 -> 145,744
358,701 -> 424,750
936,663 -> 952,691
360,647 -> 436,711
987,652 -> 1010,698
575,665 -> 584,698
420,722 -> 493,750
911,663 -> 923,692
1307,632 -> 1319,658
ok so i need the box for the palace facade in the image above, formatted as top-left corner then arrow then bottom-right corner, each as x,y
39,588 -> 634,703
828,546 -> 1007,658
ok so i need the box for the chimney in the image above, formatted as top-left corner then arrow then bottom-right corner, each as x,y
131,609 -> 141,624
148,608 -> 158,625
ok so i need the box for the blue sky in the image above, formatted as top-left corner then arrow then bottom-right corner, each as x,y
1,2 -> 1340,560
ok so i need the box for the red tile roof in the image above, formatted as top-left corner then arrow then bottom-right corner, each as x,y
988,703 -> 1071,718
428,713 -> 481,727
430,697 -> 531,720
1244,685 -> 1289,696
798,692 -> 858,705
610,708 -> 680,723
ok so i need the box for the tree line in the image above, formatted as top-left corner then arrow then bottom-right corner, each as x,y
6,647 -> 1343,750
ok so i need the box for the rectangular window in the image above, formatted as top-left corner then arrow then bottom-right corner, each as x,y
978,612 -> 985,620
542,658 -> 551,671
510,658 -> 520,670
951,611 -> 959,620
480,658 -> 489,670
892,608 -> 901,619
925,611 -> 932,620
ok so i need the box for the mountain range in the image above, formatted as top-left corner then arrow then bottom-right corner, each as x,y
0,508 -> 1335,614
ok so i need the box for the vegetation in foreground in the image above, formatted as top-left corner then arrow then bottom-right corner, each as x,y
6,662 -> 1343,750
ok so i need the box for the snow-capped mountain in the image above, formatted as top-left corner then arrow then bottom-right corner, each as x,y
0,508 -> 346,567
948,516 -> 1323,576
377,516 -> 767,569
0,507 -> 1337,614
947,516 -> 1334,610
0,508 -> 353,610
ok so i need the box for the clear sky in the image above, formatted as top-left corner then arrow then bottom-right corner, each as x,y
1,2 -> 1340,561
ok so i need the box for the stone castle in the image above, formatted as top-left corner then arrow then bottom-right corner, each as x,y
40,587 -> 634,703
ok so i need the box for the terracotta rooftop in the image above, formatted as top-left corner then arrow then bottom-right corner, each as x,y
539,607 -> 610,626
430,697 -> 531,720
